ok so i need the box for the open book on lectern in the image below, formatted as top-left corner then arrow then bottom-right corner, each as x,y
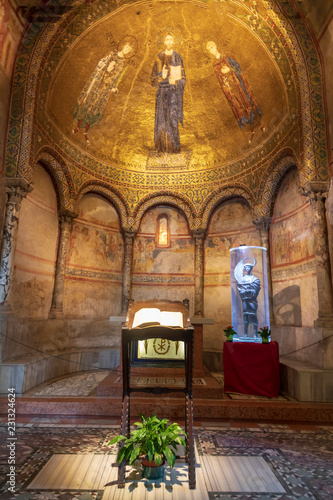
132,308 -> 184,329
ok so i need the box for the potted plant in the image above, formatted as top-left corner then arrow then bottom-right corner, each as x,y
108,414 -> 186,480
257,326 -> 271,343
223,325 -> 237,342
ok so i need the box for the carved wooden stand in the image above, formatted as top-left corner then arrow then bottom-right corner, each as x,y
118,301 -> 196,489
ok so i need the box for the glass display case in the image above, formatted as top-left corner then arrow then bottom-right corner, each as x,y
230,245 -> 270,342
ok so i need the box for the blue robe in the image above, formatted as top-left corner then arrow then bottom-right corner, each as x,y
151,50 -> 185,153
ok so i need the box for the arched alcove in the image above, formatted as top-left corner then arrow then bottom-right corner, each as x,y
9,164 -> 58,318
270,168 -> 317,326
63,193 -> 123,317
132,205 -> 195,313
204,197 -> 261,351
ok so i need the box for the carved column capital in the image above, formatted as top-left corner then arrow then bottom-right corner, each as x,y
253,216 -> 272,233
301,181 -> 329,205
5,178 -> 33,208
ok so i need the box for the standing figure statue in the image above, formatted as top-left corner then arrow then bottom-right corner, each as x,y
234,257 -> 261,337
151,34 -> 186,153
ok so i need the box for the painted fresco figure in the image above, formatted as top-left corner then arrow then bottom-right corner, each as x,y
151,34 -> 186,153
206,40 -> 264,143
73,41 -> 133,144
234,258 -> 261,337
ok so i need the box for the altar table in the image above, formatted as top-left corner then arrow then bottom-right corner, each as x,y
223,341 -> 280,398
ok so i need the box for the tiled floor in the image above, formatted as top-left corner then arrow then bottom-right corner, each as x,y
0,418 -> 332,499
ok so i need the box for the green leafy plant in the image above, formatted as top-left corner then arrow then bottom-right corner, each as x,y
108,415 -> 186,469
223,325 -> 237,340
257,326 -> 271,339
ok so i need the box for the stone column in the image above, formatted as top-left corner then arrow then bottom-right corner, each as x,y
253,216 -> 275,325
0,179 -> 32,307
193,230 -> 205,317
303,182 -> 333,327
121,231 -> 135,314
49,213 -> 74,318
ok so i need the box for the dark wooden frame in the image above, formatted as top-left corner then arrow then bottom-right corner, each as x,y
118,299 -> 196,489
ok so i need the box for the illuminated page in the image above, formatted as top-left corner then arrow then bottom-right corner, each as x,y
160,311 -> 183,328
132,308 -> 161,328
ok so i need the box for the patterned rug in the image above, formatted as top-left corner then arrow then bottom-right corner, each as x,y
29,370 -> 111,397
0,423 -> 332,499
114,376 -> 206,385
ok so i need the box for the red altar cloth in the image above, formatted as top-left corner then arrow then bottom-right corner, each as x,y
223,341 -> 280,398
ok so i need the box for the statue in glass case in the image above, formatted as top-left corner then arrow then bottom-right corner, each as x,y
234,257 -> 261,338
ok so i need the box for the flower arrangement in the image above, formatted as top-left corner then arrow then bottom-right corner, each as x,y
257,326 -> 271,343
223,325 -> 237,342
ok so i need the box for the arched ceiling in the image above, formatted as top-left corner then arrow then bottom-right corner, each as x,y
5,0 -> 329,218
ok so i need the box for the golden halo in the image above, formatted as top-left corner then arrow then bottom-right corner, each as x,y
118,35 -> 138,59
156,27 -> 183,49
201,35 -> 222,59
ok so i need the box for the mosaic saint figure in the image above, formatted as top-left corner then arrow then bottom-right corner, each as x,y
73,41 -> 133,144
206,40 -> 264,143
234,258 -> 261,337
151,34 -> 186,153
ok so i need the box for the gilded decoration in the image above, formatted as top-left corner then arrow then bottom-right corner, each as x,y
4,0 -> 329,218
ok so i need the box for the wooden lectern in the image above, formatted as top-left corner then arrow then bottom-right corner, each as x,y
118,298 -> 196,489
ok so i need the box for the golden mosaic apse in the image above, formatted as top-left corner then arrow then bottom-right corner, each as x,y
46,0 -> 289,174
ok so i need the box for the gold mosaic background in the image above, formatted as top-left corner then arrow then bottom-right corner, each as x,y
47,0 -> 288,172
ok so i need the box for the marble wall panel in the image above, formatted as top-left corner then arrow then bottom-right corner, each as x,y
270,169 -> 317,326
9,164 -> 58,318
204,199 -> 260,351
132,205 -> 195,309
64,193 -> 123,317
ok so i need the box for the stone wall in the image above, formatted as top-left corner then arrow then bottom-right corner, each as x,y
270,169 -> 317,327
63,193 -> 123,317
204,198 -> 260,351
132,205 -> 195,314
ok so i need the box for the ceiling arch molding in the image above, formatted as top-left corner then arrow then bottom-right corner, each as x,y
35,148 -> 76,215
253,151 -> 299,219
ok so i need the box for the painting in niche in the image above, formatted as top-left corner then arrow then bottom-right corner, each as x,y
205,201 -> 260,274
67,222 -> 123,271
67,194 -> 123,272
47,0 -> 288,170
271,170 -> 314,267
133,206 -> 194,274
